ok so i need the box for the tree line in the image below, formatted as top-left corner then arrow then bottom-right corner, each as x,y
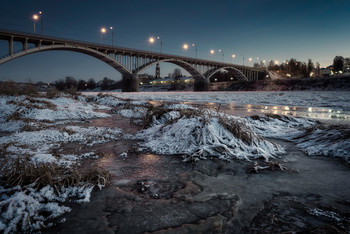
53,77 -> 123,91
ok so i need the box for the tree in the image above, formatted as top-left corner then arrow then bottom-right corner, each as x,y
315,62 -> 320,77
307,59 -> 314,77
87,78 -> 96,90
101,77 -> 117,90
172,68 -> 182,78
77,79 -> 87,90
54,79 -> 66,91
333,56 -> 344,72
65,76 -> 77,89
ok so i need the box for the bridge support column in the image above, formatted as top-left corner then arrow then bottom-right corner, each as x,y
9,36 -> 13,56
194,79 -> 210,91
122,74 -> 139,92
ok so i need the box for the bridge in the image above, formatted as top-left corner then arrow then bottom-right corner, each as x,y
0,29 -> 266,92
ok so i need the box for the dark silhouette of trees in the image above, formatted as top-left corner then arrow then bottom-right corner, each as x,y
77,79 -> 87,90
54,79 -> 66,91
333,56 -> 344,72
87,78 -> 96,90
307,59 -> 314,77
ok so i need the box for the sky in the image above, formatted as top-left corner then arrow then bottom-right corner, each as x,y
0,0 -> 350,82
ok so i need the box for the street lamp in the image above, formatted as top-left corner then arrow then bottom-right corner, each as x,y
231,54 -> 236,63
32,14 -> 39,33
210,49 -> 215,61
149,36 -> 162,53
241,55 -> 245,66
100,27 -> 106,44
219,49 -> 224,62
110,26 -> 114,46
39,11 -> 42,36
183,43 -> 198,59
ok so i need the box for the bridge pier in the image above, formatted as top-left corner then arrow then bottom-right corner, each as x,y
194,79 -> 210,91
122,74 -> 139,92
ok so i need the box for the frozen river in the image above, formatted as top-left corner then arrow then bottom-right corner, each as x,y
87,91 -> 350,123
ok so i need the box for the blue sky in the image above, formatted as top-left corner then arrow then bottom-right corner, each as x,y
1,0 -> 350,82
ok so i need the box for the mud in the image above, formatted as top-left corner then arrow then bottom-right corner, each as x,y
45,107 -> 350,234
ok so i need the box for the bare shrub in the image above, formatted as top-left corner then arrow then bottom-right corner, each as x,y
0,81 -> 19,96
45,88 -> 61,99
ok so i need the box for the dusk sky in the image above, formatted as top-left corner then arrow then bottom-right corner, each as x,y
1,0 -> 350,82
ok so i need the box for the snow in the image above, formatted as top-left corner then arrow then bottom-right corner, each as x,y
0,184 -> 95,233
293,124 -> 350,160
1,91 -> 350,232
135,112 -> 285,161
85,91 -> 350,112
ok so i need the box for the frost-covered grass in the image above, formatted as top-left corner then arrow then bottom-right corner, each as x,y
0,95 -> 110,133
134,106 -> 285,161
0,93 -> 119,233
293,124 -> 350,160
246,114 -> 350,161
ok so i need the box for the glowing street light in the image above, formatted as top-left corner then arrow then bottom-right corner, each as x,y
210,49 -> 214,54
100,27 -> 106,44
32,14 -> 39,33
248,57 -> 252,62
231,54 -> 236,63
183,43 -> 198,59
149,36 -> 162,53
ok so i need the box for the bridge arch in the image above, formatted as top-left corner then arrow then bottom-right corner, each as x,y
134,58 -> 205,80
1,44 -> 132,77
206,67 -> 248,81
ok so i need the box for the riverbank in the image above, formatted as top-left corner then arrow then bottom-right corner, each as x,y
226,76 -> 350,91
1,92 -> 350,233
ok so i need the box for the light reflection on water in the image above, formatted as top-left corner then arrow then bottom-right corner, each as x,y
226,103 -> 350,121
145,100 -> 350,123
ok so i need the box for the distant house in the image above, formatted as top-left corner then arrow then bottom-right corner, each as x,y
148,76 -> 194,85
320,67 -> 331,77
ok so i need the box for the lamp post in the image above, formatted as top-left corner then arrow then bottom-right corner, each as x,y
183,43 -> 198,59
39,11 -> 42,36
231,54 -> 236,63
149,36 -> 162,53
110,26 -> 114,46
219,49 -> 224,62
32,14 -> 39,33
241,55 -> 245,66
210,49 -> 215,60
100,27 -> 106,44
192,43 -> 198,59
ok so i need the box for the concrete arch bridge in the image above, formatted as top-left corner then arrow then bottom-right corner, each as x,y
0,29 -> 266,91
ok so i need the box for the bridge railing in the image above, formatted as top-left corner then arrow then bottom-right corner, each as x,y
0,28 -> 265,72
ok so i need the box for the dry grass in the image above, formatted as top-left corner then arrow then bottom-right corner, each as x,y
0,155 -> 110,192
0,82 -> 38,97
0,142 -> 110,192
219,116 -> 257,145
141,104 -> 207,128
45,88 -> 61,99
